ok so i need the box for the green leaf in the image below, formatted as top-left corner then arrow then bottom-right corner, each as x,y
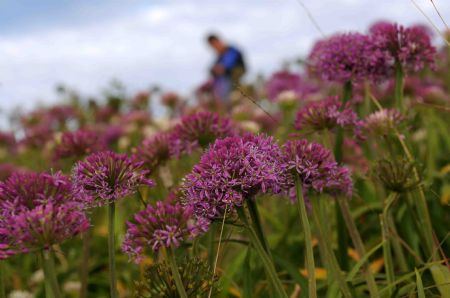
414,268 -> 425,298
346,241 -> 384,282
273,253 -> 309,298
429,264 -> 450,298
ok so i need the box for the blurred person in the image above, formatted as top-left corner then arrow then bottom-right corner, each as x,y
206,34 -> 246,108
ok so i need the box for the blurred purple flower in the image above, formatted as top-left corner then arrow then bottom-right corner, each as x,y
369,21 -> 436,73
294,96 -> 362,137
135,132 -> 172,170
283,140 -> 352,198
169,111 -> 236,157
53,129 -> 107,161
72,151 -> 155,208
265,71 -> 318,101
182,133 -> 290,220
308,32 -> 388,82
0,172 -> 89,257
0,171 -> 83,215
122,201 -> 208,262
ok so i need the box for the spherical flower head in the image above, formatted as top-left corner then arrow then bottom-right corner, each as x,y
1,202 -> 89,255
294,96 -> 362,137
283,139 -> 352,197
135,132 -> 172,170
53,129 -> 107,162
373,159 -> 421,193
122,201 -> 208,262
182,133 -> 290,220
169,111 -> 236,157
265,71 -> 318,102
0,171 -> 89,257
0,171 -> 84,215
364,108 -> 403,136
161,92 -> 181,108
134,257 -> 219,297
308,32 -> 388,83
369,21 -> 436,73
72,151 -> 155,208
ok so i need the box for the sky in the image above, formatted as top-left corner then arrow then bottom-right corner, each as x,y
0,0 -> 449,121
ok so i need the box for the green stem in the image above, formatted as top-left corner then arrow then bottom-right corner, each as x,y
311,198 -> 352,298
386,213 -> 409,272
207,223 -> 217,267
381,193 -> 397,296
108,203 -> 118,298
337,199 -> 378,297
0,261 -> 5,298
394,63 -> 405,113
41,250 -> 62,298
294,177 -> 317,298
247,199 -> 272,258
166,247 -> 188,298
334,81 -> 352,271
237,208 -> 288,298
80,231 -> 90,298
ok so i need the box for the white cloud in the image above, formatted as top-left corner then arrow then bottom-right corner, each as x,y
0,0 -> 448,119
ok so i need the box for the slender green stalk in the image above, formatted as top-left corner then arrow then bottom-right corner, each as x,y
80,231 -> 90,298
337,199 -> 378,297
311,198 -> 352,298
237,208 -> 288,298
247,199 -> 271,257
108,203 -> 118,298
386,213 -> 409,272
334,81 -> 352,271
166,247 -> 188,298
0,261 -> 5,298
380,215 -> 394,297
394,63 -> 405,113
208,208 -> 227,298
41,250 -> 62,298
381,193 -> 397,296
207,223 -> 217,267
294,177 -> 317,298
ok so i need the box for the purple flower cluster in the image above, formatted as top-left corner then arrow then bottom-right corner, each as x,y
53,129 -> 107,161
308,33 -> 388,83
284,140 -> 352,198
122,201 -> 208,262
294,96 -> 362,136
182,133 -> 289,219
369,21 -> 436,73
265,71 -> 318,101
135,132 -> 171,170
169,111 -> 236,157
72,151 -> 155,208
0,172 -> 89,258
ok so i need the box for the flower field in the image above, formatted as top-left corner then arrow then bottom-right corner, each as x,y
1,21 -> 450,298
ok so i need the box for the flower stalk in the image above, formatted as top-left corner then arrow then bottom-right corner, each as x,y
294,177 -> 317,298
237,208 -> 288,298
311,198 -> 352,298
338,199 -> 378,297
41,249 -> 62,298
0,262 -> 5,298
166,247 -> 188,298
108,203 -> 118,298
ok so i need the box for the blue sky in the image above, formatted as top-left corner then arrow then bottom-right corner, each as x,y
0,0 -> 449,122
